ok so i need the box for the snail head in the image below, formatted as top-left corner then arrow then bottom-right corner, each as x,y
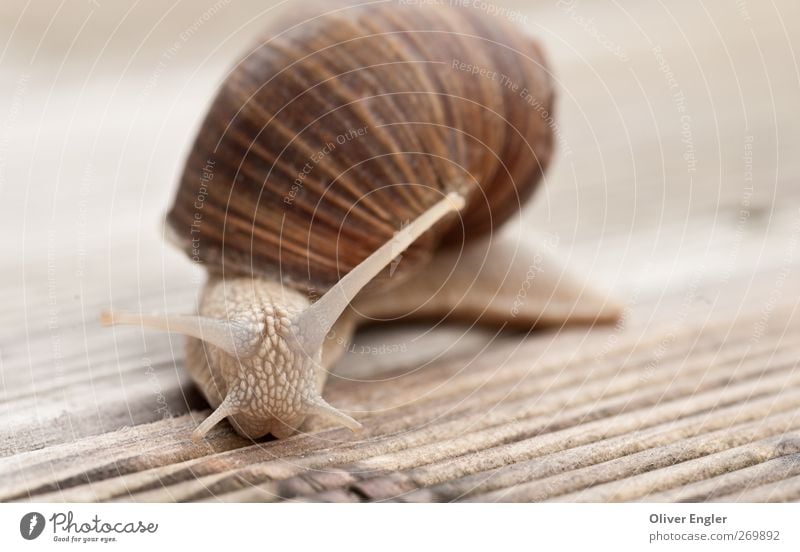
101,193 -> 465,440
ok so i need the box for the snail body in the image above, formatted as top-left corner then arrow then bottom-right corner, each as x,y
103,4 -> 619,441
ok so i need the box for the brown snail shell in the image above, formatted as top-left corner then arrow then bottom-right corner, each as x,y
166,3 -> 555,293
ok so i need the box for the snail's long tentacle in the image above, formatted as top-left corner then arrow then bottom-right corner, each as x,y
100,310 -> 263,359
294,192 -> 465,354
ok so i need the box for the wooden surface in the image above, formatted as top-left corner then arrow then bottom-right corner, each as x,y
2,0 -> 800,502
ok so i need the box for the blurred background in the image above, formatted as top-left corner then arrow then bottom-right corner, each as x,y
1,0 -> 799,447
3,0 -> 798,308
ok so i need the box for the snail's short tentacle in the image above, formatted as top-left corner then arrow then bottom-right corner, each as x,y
304,395 -> 362,432
191,392 -> 241,442
100,310 -> 263,358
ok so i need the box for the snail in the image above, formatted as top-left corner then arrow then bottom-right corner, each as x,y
101,3 -> 620,441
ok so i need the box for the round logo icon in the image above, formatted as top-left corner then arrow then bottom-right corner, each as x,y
20,512 -> 45,540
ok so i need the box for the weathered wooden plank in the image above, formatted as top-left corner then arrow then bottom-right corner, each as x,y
474,431 -> 800,503
5,298 -> 795,502
714,472 -> 800,503
639,453 -> 800,502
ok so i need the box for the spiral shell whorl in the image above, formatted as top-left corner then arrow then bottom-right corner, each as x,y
167,4 -> 555,293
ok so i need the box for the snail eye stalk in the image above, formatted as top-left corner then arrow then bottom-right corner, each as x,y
294,192 -> 466,355
100,310 -> 263,359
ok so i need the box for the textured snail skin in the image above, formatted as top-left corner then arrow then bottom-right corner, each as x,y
184,278 -> 313,439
